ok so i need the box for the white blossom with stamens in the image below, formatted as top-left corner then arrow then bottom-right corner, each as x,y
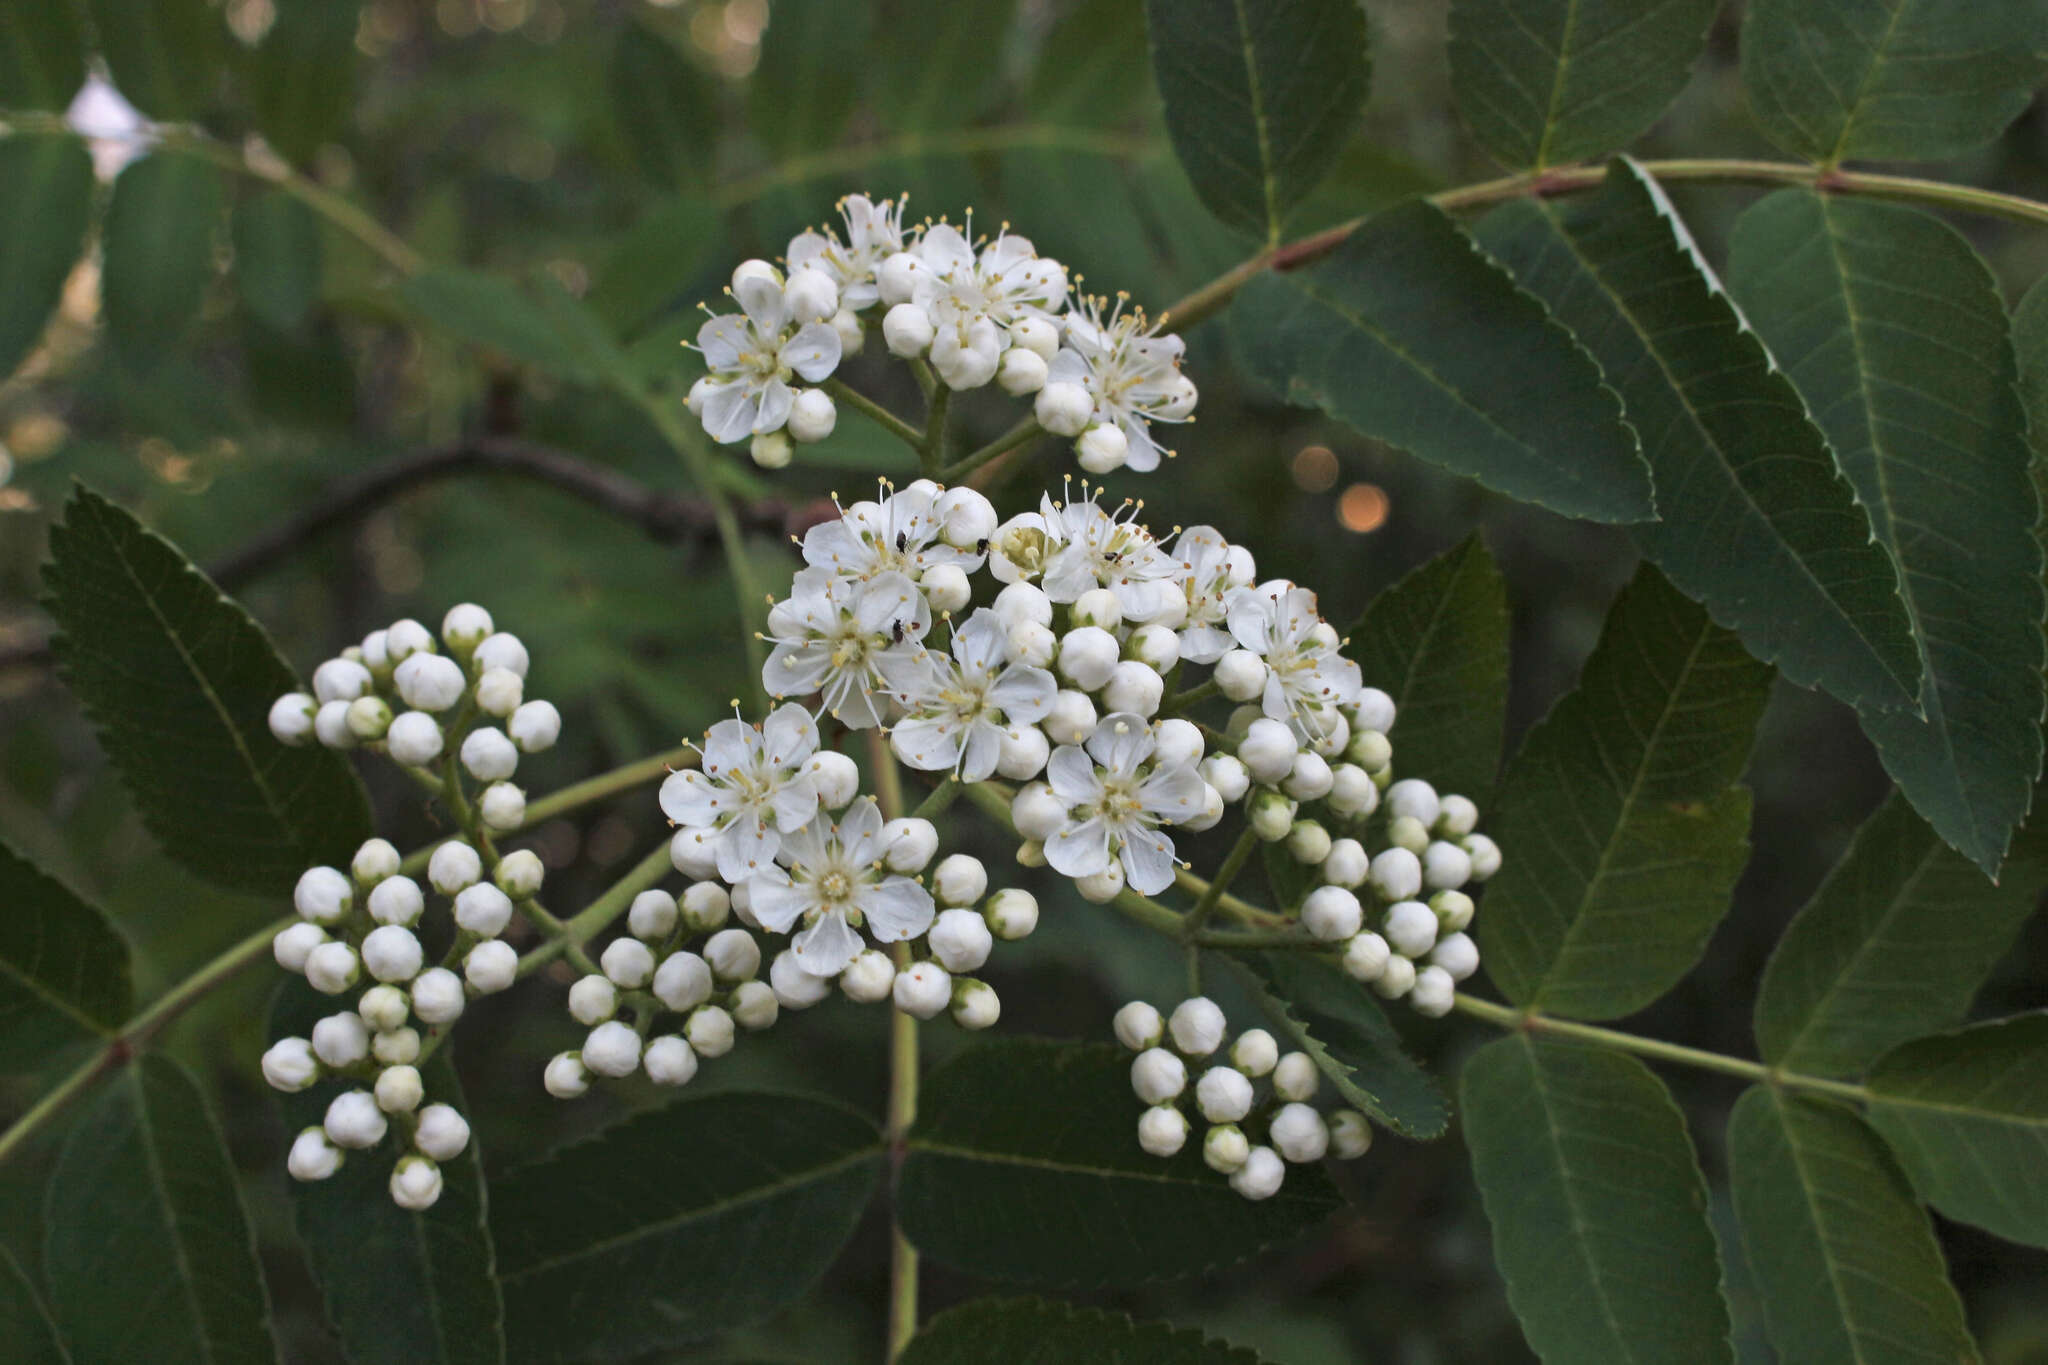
691,265 -> 843,444
1225,583 -> 1364,743
915,220 -> 1069,336
800,481 -> 988,590
1166,525 -> 1254,663
1046,296 -> 1196,471
1039,489 -> 1177,621
886,609 -> 1056,782
747,798 -> 935,976
785,194 -> 905,312
659,704 -> 822,884
1043,713 -> 1207,895
763,569 -> 934,729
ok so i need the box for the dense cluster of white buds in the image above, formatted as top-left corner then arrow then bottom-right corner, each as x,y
685,193 -> 1196,475
1118,996 -> 1372,1200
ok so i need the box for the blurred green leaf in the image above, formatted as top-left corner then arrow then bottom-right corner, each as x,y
231,191 -> 322,333
612,22 -> 717,190
1462,1035 -> 1732,1364
240,0 -> 357,163
272,982 -> 503,1365
1344,534 -> 1509,800
0,839 -> 131,1073
102,152 -> 224,374
899,1038 -> 1341,1288
1031,0 -> 1150,128
45,1055 -> 276,1365
1481,564 -> 1771,1019
42,484 -> 373,894
1448,0 -> 1718,169
1728,1088 -> 1976,1364
1754,789 -> 2042,1078
588,195 -> 722,337
875,0 -> 1013,132
492,1091 -> 881,1361
1729,192 -> 2043,877
1145,0 -> 1370,241
1477,158 -> 1921,712
749,0 -> 871,159
0,1246 -> 68,1365
85,0 -> 224,120
1235,200 -> 1652,524
900,1297 -> 1273,1364
1864,1012 -> 2048,1249
1741,0 -> 2048,164
0,138 -> 93,378
401,267 -> 621,385
0,0 -> 85,111
242,313 -> 356,428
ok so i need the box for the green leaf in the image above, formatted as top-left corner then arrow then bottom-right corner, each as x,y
1728,1087 -> 1977,1365
1480,564 -> 1771,1018
1448,0 -> 1718,169
272,981 -> 502,1365
900,1038 -> 1341,1288
1344,534 -> 1509,799
240,0 -> 357,163
2016,274 -> 2048,471
42,484 -> 372,894
0,138 -> 93,379
1144,0 -> 1371,242
1864,1012 -> 2048,1249
84,0 -> 225,120
900,1297 -> 1273,1365
400,267 -> 619,384
875,0 -> 1013,132
1729,192 -> 2044,876
1234,199 -> 1652,523
491,1091 -> 881,1362
45,1055 -> 276,1365
588,195 -> 722,337
1754,789 -> 2043,1078
1462,1036 -> 1731,1365
749,0 -> 871,160
1741,0 -> 2048,164
231,191 -> 323,333
0,839 -> 131,1073
1476,158 -> 1920,711
611,22 -> 717,190
0,0 -> 86,111
1030,0 -> 1150,128
0,1245 -> 70,1365
101,153 -> 225,374
1225,949 -> 1449,1138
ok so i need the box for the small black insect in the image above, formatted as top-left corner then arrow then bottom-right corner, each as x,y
975,538 -> 990,555
891,619 -> 908,644
895,531 -> 908,552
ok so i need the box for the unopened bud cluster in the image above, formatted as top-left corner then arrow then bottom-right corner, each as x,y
686,192 -> 1196,475
1118,996 -> 1371,1200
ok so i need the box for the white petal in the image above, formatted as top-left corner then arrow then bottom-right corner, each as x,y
1120,824 -> 1177,895
793,910 -> 863,975
860,877 -> 935,940
891,714 -> 963,773
1045,816 -> 1112,878
699,381 -> 758,445
781,322 -> 844,382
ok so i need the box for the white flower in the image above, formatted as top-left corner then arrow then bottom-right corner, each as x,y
659,703 -> 822,883
800,482 -> 988,587
764,569 -> 932,728
886,609 -> 1056,781
1036,488 -> 1177,621
1165,526 -> 1252,663
916,219 -> 1068,337
1045,296 -> 1195,471
786,193 -> 906,312
692,265 -> 843,444
1225,583 -> 1363,742
1042,713 -> 1207,895
746,797 -> 936,976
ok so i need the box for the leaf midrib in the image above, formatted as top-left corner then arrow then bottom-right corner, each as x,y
1228,0 -> 1282,244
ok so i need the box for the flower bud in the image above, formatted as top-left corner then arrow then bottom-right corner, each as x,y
1076,863 -> 1125,902
460,727 -> 519,784
831,306 -> 864,355
1075,423 -> 1128,474
415,1103 -> 470,1160
1113,1000 -> 1164,1052
1248,788 -> 1298,842
835,949 -> 893,1003
1435,793 -> 1480,838
1349,686 -> 1393,733
386,711 -> 444,767
625,889 -> 678,943
445,885 -> 509,942
1284,751 -> 1334,802
410,967 -> 467,1024
1190,760 -> 1245,812
583,1020 -> 643,1077
464,939 -> 517,993
362,925 -> 424,983
263,1037 -> 320,1092
1462,832 -> 1503,881
1196,1065 -> 1254,1123
1130,1047 -> 1187,1104
376,1064 -> 425,1114
1102,661 -> 1164,716
324,1089 -> 388,1149
1326,1110 -> 1371,1160
364,873 -> 423,927
928,907 -> 993,972
345,696 -> 394,741
888,961 -> 950,1019
1309,708 -> 1350,758
983,888 -> 1038,940
670,827 -> 722,879
643,1035 -> 699,1086
1071,587 -> 1123,631
934,333 -> 998,390
994,581 -> 1053,628
1302,885 -> 1363,942
359,984 -> 408,1033
784,265 -> 839,323
1034,380 -> 1093,437
295,866 -> 354,924
920,562 -> 971,612
930,853 -> 987,908
596,936 -> 654,990
509,700 -> 561,753
1169,997 -> 1227,1056
568,974 -> 618,1025
314,657 -> 373,705
305,941 -> 361,995
1327,764 -> 1377,817
284,1126 -> 346,1186
1237,718 -> 1298,784
1385,778 -> 1440,828
1006,618 -> 1057,667
770,949 -> 832,1008
1057,626 -> 1119,691
1230,1028 -> 1279,1078
653,950 -> 713,1012
384,620 -> 435,662
272,922 -> 329,974
1229,1145 -> 1286,1200
1006,788 -> 1062,847
359,629 -> 393,672
1136,1103 -> 1189,1157
1270,1102 -> 1329,1163
681,882 -> 730,932
543,1051 -> 589,1098
1373,953 -> 1417,1000
496,849 -> 545,899
1342,930 -> 1391,984
394,653 -> 463,714
1404,962 -> 1453,1017
475,632 -> 529,678
373,1026 -> 420,1065
476,782 -> 524,832
269,692 -> 316,745
1215,649 -> 1267,703
997,345 -> 1049,396
441,603 -> 494,652
315,700 -> 357,749
994,722 -> 1050,781
1203,1123 -> 1250,1174
1417,840 -> 1472,893
1287,820 -> 1332,866
1317,840 -> 1366,892
731,980 -> 779,1031
1384,899 -> 1438,958
700,928 -> 757,984
428,840 -> 483,896
883,302 -> 934,355
1366,845 -> 1422,902
880,817 -> 939,873
1273,1051 -> 1318,1102
949,977 -> 1000,1030
686,1004 -> 736,1058
750,430 -> 793,470
1043,690 -> 1098,746
1430,933 -> 1480,986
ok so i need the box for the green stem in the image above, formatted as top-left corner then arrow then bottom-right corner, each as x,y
1180,826 -> 1261,939
940,417 -> 1044,485
921,384 -> 952,476
1173,865 -> 1288,928
827,378 -> 925,451
524,745 -> 696,826
1194,927 -> 1325,949
518,841 -> 674,980
1161,679 -> 1220,716
868,731 -> 920,1360
910,777 -> 960,821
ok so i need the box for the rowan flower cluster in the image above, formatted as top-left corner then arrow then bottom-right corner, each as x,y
1119,996 -> 1372,1201
685,193 -> 1196,475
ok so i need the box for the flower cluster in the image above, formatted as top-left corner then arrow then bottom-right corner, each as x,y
684,193 -> 1196,475
1118,996 -> 1372,1201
